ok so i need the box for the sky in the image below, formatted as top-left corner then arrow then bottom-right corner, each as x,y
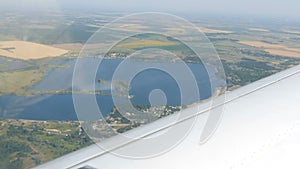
1,0 -> 300,18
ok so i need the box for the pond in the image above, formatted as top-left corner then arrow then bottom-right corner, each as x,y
0,58 -> 214,120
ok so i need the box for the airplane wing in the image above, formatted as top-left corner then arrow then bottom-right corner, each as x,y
33,65 -> 300,169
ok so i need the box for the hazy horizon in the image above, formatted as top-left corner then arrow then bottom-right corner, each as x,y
0,0 -> 299,19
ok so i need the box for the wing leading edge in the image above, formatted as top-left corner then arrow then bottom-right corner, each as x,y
33,65 -> 300,169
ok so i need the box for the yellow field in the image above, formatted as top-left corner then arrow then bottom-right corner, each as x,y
265,49 -> 300,58
110,24 -> 149,32
0,41 -> 69,60
197,27 -> 232,34
120,40 -> 176,47
282,29 -> 300,34
52,43 -> 83,52
163,27 -> 186,35
239,41 -> 300,58
248,28 -> 270,32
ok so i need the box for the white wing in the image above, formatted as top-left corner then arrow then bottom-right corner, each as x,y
33,65 -> 300,169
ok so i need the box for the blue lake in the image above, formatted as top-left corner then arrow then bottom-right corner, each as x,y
0,58 -> 214,121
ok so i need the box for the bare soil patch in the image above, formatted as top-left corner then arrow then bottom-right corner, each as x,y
0,41 -> 69,60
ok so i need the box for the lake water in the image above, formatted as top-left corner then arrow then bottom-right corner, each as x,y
0,58 -> 214,121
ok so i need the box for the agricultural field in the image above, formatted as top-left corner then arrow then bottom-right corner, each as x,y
239,41 -> 300,58
0,13 -> 300,92
0,41 -> 69,60
197,26 -> 233,34
120,40 -> 176,47
0,11 -> 300,169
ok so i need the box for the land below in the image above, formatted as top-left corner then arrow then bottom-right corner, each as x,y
0,11 -> 300,169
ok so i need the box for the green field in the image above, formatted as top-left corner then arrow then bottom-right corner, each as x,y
0,11 -> 300,169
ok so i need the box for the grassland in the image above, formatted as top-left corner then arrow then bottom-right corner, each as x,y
0,41 -> 69,60
102,33 -> 195,62
0,69 -> 44,95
